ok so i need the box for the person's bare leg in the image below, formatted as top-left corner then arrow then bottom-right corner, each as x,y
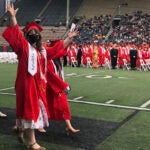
17,127 -> 24,143
26,129 -> 45,149
65,120 -> 80,133
12,125 -> 17,131
12,125 -> 24,143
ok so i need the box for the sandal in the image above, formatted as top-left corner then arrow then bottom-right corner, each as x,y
27,142 -> 46,150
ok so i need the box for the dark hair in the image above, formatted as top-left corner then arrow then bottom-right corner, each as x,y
53,58 -> 62,71
25,29 -> 43,51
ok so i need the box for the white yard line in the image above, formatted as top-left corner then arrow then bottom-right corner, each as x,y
68,99 -> 150,111
66,73 -> 77,76
1,87 -> 150,112
105,100 -> 115,104
0,87 -> 14,91
140,100 -> 150,108
73,96 -> 83,100
0,92 -> 16,96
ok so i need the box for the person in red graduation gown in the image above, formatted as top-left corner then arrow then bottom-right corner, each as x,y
2,4 -> 75,150
45,41 -> 80,133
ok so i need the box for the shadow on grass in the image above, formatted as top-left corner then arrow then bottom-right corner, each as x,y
0,107 -> 119,150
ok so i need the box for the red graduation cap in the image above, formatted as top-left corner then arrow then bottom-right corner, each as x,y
22,21 -> 43,33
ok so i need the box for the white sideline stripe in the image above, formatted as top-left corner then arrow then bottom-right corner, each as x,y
0,92 -> 16,96
68,99 -> 150,111
106,100 -> 114,104
1,89 -> 150,111
73,96 -> 83,100
0,87 -> 14,91
140,100 -> 150,108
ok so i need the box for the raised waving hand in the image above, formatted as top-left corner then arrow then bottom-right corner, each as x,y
7,3 -> 19,26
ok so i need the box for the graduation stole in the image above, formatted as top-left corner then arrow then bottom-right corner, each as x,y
28,43 -> 37,76
52,60 -> 64,81
28,43 -> 47,79
40,48 -> 47,83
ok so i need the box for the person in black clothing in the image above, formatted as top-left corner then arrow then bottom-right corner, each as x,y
77,45 -> 82,67
63,55 -> 68,66
110,45 -> 118,69
129,47 -> 137,70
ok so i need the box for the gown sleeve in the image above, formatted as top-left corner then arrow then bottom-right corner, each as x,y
2,24 -> 27,55
46,40 -> 67,59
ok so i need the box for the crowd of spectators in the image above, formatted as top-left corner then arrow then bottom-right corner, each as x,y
73,11 -> 150,46
108,11 -> 150,45
65,11 -> 150,70
73,15 -> 112,44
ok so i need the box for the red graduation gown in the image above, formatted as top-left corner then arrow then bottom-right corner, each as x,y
2,24 -> 64,122
46,60 -> 71,120
46,43 -> 71,120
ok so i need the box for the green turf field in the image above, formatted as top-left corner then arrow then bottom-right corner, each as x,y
0,64 -> 150,150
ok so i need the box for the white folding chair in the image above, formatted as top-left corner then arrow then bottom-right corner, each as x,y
1,52 -> 9,63
145,59 -> 150,70
0,53 -> 4,63
140,59 -> 148,72
104,58 -> 111,69
86,57 -> 92,68
71,56 -> 77,67
7,52 -> 18,64
123,59 -> 130,71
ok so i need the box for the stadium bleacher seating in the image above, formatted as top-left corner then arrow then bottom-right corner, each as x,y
76,0 -> 150,18
0,0 -> 5,18
14,0 -> 50,26
0,0 -> 149,46
40,0 -> 83,26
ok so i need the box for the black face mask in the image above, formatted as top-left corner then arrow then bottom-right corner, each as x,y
28,34 -> 40,44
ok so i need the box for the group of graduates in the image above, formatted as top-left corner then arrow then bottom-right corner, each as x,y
1,3 -> 150,150
2,4 -> 79,150
66,42 -> 150,70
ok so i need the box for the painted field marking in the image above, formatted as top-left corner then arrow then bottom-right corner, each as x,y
118,77 -> 133,79
106,100 -> 115,104
65,72 -> 135,80
73,96 -> 83,100
66,73 -> 77,76
68,99 -> 150,111
74,73 -> 97,78
0,92 -> 16,96
1,86 -> 150,112
0,87 -> 14,91
65,71 -> 103,78
140,100 -> 150,108
85,75 -> 112,79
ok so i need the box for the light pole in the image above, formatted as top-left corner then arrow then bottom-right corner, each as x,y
118,5 -> 121,15
66,0 -> 70,28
